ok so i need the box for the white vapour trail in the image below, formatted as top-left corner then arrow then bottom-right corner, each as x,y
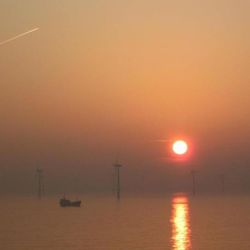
0,27 -> 39,46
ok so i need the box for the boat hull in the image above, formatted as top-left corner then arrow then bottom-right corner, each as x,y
60,198 -> 81,207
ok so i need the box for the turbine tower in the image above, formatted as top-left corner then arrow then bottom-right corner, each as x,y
36,168 -> 44,199
113,162 -> 122,200
219,174 -> 225,193
190,170 -> 197,196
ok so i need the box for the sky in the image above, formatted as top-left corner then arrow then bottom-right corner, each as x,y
1,0 -> 250,195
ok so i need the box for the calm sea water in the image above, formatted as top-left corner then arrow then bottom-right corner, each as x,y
1,194 -> 250,250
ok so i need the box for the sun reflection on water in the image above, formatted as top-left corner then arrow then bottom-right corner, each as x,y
171,195 -> 191,250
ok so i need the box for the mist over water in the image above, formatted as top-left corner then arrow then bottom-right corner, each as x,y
2,194 -> 250,250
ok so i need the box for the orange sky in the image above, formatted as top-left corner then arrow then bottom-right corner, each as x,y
1,0 -> 250,194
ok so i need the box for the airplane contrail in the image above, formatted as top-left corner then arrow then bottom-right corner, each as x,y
0,27 -> 39,46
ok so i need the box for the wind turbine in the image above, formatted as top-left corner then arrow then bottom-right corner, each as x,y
190,170 -> 197,196
113,161 -> 123,200
36,168 -> 44,199
219,173 -> 225,193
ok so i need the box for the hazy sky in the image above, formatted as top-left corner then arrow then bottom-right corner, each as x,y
1,0 -> 250,194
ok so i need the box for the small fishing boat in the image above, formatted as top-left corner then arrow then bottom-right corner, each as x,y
59,196 -> 81,207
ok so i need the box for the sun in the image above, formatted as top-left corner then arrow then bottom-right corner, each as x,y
172,140 -> 188,155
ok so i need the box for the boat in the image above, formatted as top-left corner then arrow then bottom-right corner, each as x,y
59,196 -> 81,207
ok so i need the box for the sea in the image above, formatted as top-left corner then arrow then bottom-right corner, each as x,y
1,193 -> 250,250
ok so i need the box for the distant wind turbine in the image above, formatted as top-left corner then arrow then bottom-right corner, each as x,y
0,27 -> 39,46
113,160 -> 123,200
190,170 -> 197,196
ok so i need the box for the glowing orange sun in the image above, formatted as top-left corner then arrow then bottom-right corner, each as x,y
172,140 -> 188,155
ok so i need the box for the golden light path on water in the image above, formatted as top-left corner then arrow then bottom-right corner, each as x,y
171,195 -> 191,250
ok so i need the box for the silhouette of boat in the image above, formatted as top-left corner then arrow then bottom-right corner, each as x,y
59,196 -> 81,207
